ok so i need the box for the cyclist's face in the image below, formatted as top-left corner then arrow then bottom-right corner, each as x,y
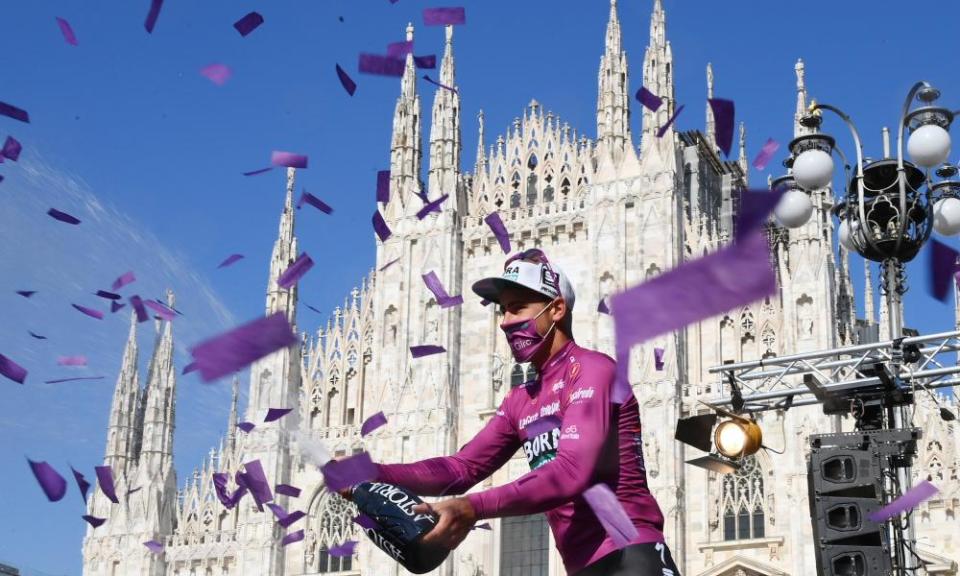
499,286 -> 555,331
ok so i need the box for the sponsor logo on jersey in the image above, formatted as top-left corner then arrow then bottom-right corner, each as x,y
522,427 -> 561,470
570,361 -> 581,380
551,379 -> 565,392
560,424 -> 580,440
569,386 -> 595,402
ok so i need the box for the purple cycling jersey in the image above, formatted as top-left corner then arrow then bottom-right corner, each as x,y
375,340 -> 665,574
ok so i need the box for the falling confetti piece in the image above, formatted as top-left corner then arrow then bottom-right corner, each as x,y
635,87 -> 662,112
200,63 -> 233,86
752,138 -> 780,171
422,7 -> 466,26
271,151 -> 308,168
218,254 -> 244,268
335,64 -> 357,96
48,208 -> 81,225
0,101 -> 30,123
144,0 -> 164,33
55,17 -> 78,46
233,11 -> 264,37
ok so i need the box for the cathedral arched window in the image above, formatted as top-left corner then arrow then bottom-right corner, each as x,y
511,172 -> 522,208
761,328 -> 776,356
510,364 -> 525,387
561,178 -> 571,197
308,493 -> 359,573
720,455 -> 765,541
500,514 -> 550,575
527,173 -> 538,206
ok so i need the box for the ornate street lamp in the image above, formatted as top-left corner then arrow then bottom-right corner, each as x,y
775,81 -> 957,576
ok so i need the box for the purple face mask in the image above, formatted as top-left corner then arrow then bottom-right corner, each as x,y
500,300 -> 557,363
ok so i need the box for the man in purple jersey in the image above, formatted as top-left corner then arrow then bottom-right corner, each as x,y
369,249 -> 680,575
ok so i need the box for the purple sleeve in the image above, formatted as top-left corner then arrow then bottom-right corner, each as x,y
466,356 -> 614,519
376,397 -> 521,497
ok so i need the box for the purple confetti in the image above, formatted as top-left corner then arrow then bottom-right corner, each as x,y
654,347 -> 665,371
598,298 -> 610,315
189,312 -> 298,382
218,253 -> 244,268
44,376 -> 104,384
48,208 -> 81,225
524,415 -> 561,439
95,465 -> 119,503
0,101 -> 30,123
200,63 -> 232,86
583,484 -> 638,548
386,40 -> 414,58
243,166 -> 273,176
372,211 -> 392,242
708,98 -> 735,157
423,7 -> 466,26
72,303 -> 104,320
379,257 -> 400,272
752,138 -> 781,171
181,362 -> 198,375
144,300 -> 175,321
336,64 -> 357,96
475,522 -> 491,530
16,290 -> 36,298
298,191 -> 333,214
28,331 -> 47,340
267,502 -> 289,521
376,170 -> 390,203
422,271 -> 463,308
611,231 -> 776,404
930,239 -> 958,302
329,540 -> 358,557
28,459 -> 67,501
737,187 -> 786,241
484,212 -> 511,253
656,104 -> 684,138
144,0 -> 164,33
635,87 -> 662,112
359,54 -> 405,77
271,151 -> 308,169
416,193 -> 449,219
237,421 -> 255,433
112,271 -> 136,290
71,467 -> 91,504
360,411 -> 388,436
414,54 -> 437,69
233,11 -> 264,37
144,540 -> 164,554
0,353 -> 28,384
279,510 -> 306,528
275,483 -> 301,498
129,296 -> 149,322
95,290 -> 122,300
264,407 -> 293,423
57,355 -> 87,367
320,452 -> 377,492
2,136 -> 22,161
304,302 -> 323,314
242,460 -> 274,509
282,530 -> 305,546
410,344 -> 446,358
354,514 -> 378,530
55,17 -> 79,46
423,74 -> 457,93
277,252 -> 314,289
867,481 -> 939,522
82,515 -> 106,528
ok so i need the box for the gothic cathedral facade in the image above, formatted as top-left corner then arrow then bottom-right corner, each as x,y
82,2 -> 960,575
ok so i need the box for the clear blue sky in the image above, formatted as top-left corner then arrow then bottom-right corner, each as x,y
2,0 -> 959,573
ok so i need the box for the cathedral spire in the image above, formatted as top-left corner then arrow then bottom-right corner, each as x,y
641,0 -> 675,147
138,289 -> 177,475
596,0 -> 632,166
864,260 -> 875,325
474,109 -> 486,175
738,122 -> 749,178
226,375 -> 239,454
265,167 -> 299,326
794,58 -> 812,137
427,25 -> 461,209
104,312 -> 141,473
387,22 -> 424,220
705,63 -> 716,150
836,246 -> 856,344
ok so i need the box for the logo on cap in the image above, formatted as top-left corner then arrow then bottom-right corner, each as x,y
540,268 -> 559,296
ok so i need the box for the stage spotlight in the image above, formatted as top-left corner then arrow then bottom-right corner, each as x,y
715,418 -> 763,458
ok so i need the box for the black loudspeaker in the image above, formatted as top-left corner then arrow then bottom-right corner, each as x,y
808,432 -> 892,576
